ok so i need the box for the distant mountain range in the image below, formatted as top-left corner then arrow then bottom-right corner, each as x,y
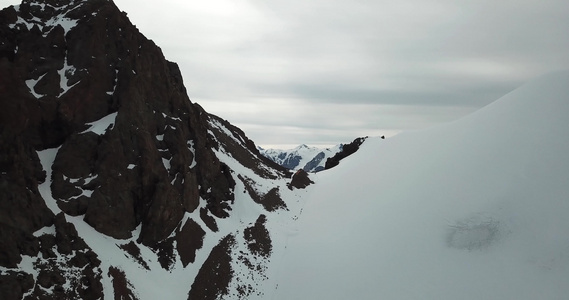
258,144 -> 342,172
259,137 -> 370,172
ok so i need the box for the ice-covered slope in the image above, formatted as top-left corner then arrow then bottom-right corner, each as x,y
272,71 -> 569,299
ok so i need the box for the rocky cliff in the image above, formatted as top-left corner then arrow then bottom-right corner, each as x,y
0,0 -> 301,299
323,136 -> 368,170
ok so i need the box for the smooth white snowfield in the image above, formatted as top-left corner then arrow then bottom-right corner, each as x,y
272,71 -> 569,299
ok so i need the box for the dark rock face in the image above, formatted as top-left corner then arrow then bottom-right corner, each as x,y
0,0 -> 284,251
176,218 -> 206,267
0,0 -> 290,299
0,0 -> 291,297
150,237 -> 176,270
243,215 -> 272,258
188,234 -> 236,300
118,241 -> 150,270
324,136 -> 368,170
0,271 -> 34,300
108,266 -> 139,300
0,213 -> 106,299
288,169 -> 314,190
0,138 -> 54,267
239,174 -> 288,211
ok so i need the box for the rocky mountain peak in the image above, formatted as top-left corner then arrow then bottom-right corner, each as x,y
0,0 -> 296,298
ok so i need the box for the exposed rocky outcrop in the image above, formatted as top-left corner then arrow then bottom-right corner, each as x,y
239,174 -> 288,211
188,235 -> 236,300
1,0 -> 282,245
0,0 -> 285,249
324,136 -> 368,170
0,213 -> 105,299
176,218 -> 206,267
0,138 -> 54,268
243,215 -> 272,258
118,241 -> 150,270
108,266 -> 138,300
288,169 -> 314,190
0,271 -> 34,300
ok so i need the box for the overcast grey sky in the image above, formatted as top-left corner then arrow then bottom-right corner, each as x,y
3,0 -> 569,148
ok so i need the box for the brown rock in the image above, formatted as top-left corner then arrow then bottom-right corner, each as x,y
288,169 -> 314,190
200,207 -> 219,232
188,234 -> 236,300
176,218 -> 206,267
324,136 -> 368,170
0,271 -> 34,300
239,174 -> 288,211
108,266 -> 138,300
244,215 -> 272,258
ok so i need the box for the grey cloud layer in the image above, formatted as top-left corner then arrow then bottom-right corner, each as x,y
132,0 -> 569,147
3,0 -> 566,147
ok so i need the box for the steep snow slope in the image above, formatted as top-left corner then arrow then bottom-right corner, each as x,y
273,71 -> 569,299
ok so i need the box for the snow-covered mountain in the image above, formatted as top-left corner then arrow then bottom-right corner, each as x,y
0,1 -> 298,299
259,144 -> 343,172
270,71 -> 569,299
2,0 -> 569,299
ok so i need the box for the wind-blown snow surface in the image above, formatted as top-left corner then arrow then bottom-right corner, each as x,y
272,71 -> 569,299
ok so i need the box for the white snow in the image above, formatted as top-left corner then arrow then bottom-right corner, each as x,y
209,117 -> 245,146
161,157 -> 171,172
57,174 -> 96,200
204,140 -> 308,299
25,73 -> 47,99
9,16 -> 34,30
83,173 -> 98,185
187,140 -> 197,168
162,112 -> 182,121
80,112 -> 118,135
271,71 -> 569,299
9,4 -> 80,37
44,16 -> 77,35
57,56 -> 79,97
37,147 -> 63,214
33,225 -> 56,237
67,188 -> 93,200
9,2 -> 85,99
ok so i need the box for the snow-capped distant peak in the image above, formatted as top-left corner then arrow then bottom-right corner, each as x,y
260,144 -> 343,172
